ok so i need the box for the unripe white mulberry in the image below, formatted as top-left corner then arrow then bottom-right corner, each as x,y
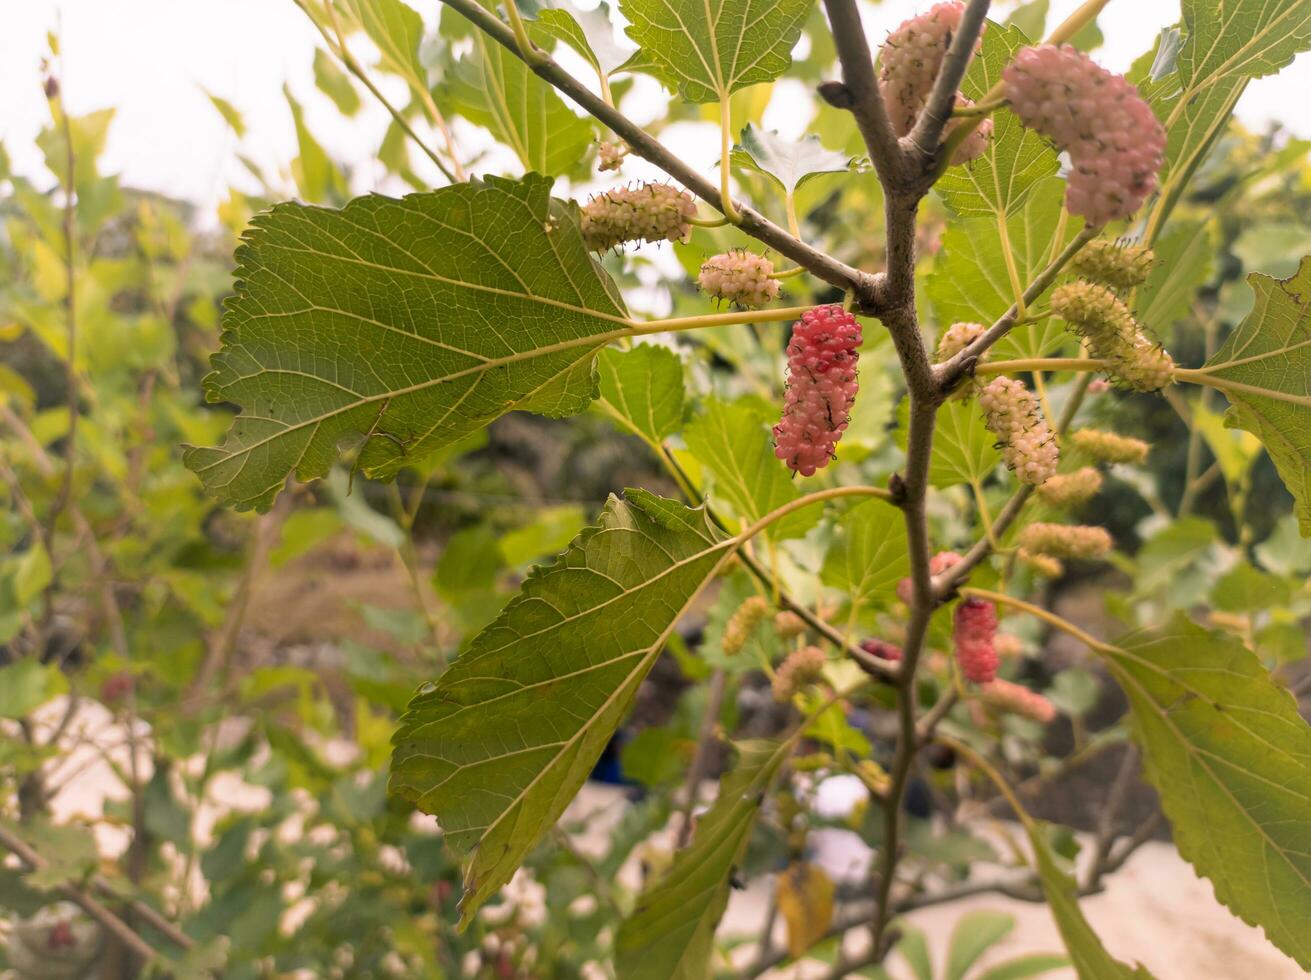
980,678 -> 1057,723
774,610 -> 807,640
1070,428 -> 1150,464
936,321 -> 986,362
597,141 -> 627,172
978,376 -> 1059,485
1018,522 -> 1112,558
1072,240 -> 1155,289
723,595 -> 769,655
773,305 -> 862,477
878,2 -> 992,164
773,645 -> 828,701
1002,45 -> 1164,226
698,251 -> 781,309
1036,466 -> 1103,507
580,182 -> 697,252
1052,281 -> 1174,392
1018,548 -> 1065,578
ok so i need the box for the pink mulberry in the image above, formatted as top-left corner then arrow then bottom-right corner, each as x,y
936,321 -> 985,362
698,251 -> 781,309
954,597 -> 999,684
1002,45 -> 1165,226
860,638 -> 903,663
580,182 -> 697,251
773,645 -> 828,701
897,550 -> 962,604
773,305 -> 862,477
978,376 -> 1059,485
980,678 -> 1056,723
879,2 -> 991,163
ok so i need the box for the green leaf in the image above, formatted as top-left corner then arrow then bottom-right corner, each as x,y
945,909 -> 1015,980
1134,220 -> 1212,336
184,175 -> 628,512
1211,561 -> 1290,613
618,0 -> 811,102
6,821 -> 99,890
391,491 -> 733,923
893,924 -> 934,980
731,124 -> 853,197
285,86 -> 348,204
12,542 -> 52,607
0,660 -> 68,719
928,176 -> 1082,360
1029,821 -> 1153,978
1149,76 -> 1246,225
615,739 -> 788,978
1004,0 -> 1048,40
975,953 -> 1071,980
898,397 -> 1000,489
683,398 -> 819,540
1192,401 -> 1262,485
935,21 -> 1060,217
442,32 -> 596,175
820,498 -> 909,609
204,89 -> 247,137
340,0 -> 427,88
531,2 -> 634,77
1200,255 -> 1311,534
1105,615 -> 1311,969
498,504 -> 588,567
1179,0 -> 1311,87
313,49 -> 362,116
593,344 -> 685,447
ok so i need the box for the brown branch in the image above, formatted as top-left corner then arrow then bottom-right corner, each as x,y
675,669 -> 728,848
904,0 -> 992,165
46,86 -> 78,539
438,0 -> 886,306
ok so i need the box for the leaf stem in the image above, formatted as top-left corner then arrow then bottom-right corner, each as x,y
769,265 -> 808,281
936,735 -> 1035,830
631,305 -> 810,334
719,98 -> 744,224
734,485 -> 893,545
961,586 -> 1115,655
974,357 -> 1108,376
504,0 -> 549,65
689,214 -> 730,228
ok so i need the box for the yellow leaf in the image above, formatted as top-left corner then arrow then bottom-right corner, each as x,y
776,861 -> 835,958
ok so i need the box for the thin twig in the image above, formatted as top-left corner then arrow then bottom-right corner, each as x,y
675,669 -> 727,848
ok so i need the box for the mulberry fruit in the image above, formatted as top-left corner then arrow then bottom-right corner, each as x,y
1002,45 -> 1165,226
1072,240 -> 1155,289
1070,428 -> 1149,464
860,638 -> 903,663
1035,466 -> 1103,507
580,182 -> 697,252
723,595 -> 769,655
774,610 -> 807,640
773,305 -> 862,476
1018,522 -> 1112,558
953,597 -> 999,684
993,632 -> 1025,658
1018,548 -> 1064,578
1052,281 -> 1174,391
978,376 -> 1059,485
597,141 -> 627,172
773,645 -> 828,701
980,678 -> 1056,723
698,251 -> 781,309
897,550 -> 962,604
936,321 -> 986,362
879,2 -> 991,163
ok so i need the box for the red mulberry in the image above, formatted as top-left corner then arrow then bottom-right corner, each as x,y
698,251 -> 780,309
1072,240 -> 1155,289
773,305 -> 862,477
953,597 -> 999,684
879,2 -> 992,164
1070,428 -> 1149,464
773,645 -> 828,701
978,376 -> 1059,485
580,182 -> 697,251
860,638 -> 903,663
1002,45 -> 1165,226
980,678 -> 1056,723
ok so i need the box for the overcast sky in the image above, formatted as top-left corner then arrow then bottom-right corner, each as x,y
3,0 -> 1309,222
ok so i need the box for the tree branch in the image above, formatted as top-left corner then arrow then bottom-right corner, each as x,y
439,0 -> 886,306
904,0 -> 992,166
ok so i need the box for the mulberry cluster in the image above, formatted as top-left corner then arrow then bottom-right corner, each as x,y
1070,427 -> 1149,464
723,595 -> 769,655
980,679 -> 1057,723
953,597 -> 999,684
936,321 -> 985,362
897,550 -> 962,604
773,305 -> 862,477
1002,45 -> 1165,226
1018,522 -> 1112,558
698,251 -> 780,309
597,141 -> 627,172
978,376 -> 1059,485
1019,548 -> 1064,578
773,645 -> 828,701
879,2 -> 993,164
1036,466 -> 1104,507
860,638 -> 903,663
774,610 -> 807,640
580,182 -> 697,252
1051,282 -> 1174,391
1072,240 -> 1155,289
